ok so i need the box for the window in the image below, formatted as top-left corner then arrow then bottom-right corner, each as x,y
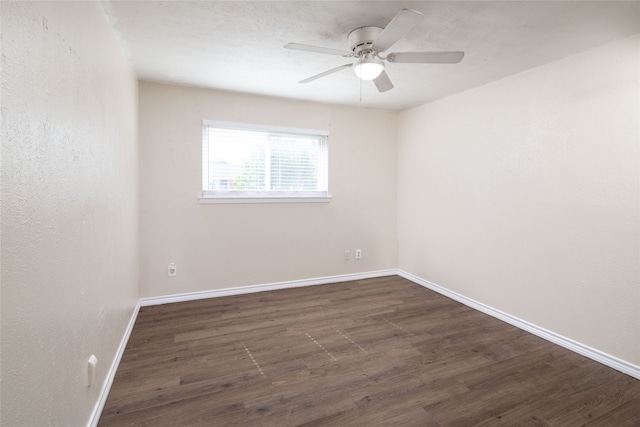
201,121 -> 329,203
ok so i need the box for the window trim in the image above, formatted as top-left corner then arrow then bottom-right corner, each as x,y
198,195 -> 332,204
203,120 -> 329,137
200,120 -> 331,204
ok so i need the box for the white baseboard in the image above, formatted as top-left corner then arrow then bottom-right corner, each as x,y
398,270 -> 640,380
140,269 -> 398,307
88,300 -> 141,427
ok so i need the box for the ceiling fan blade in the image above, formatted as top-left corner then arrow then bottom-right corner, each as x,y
285,43 -> 352,57
372,9 -> 423,52
299,63 -> 353,84
387,51 -> 465,64
373,70 -> 394,93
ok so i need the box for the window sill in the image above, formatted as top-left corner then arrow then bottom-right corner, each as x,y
198,196 -> 332,204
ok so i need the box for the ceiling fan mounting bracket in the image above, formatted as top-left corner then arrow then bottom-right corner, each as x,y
348,26 -> 383,57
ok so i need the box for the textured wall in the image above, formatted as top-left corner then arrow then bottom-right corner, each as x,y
398,35 -> 639,365
1,2 -> 139,425
138,82 -> 397,298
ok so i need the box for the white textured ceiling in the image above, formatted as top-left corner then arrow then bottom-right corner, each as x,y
101,1 -> 639,111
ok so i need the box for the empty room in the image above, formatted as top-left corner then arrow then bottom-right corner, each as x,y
1,1 -> 639,426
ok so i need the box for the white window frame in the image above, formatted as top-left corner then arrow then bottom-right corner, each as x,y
199,120 -> 331,204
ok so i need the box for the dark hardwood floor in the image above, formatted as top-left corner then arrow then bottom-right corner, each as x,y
99,276 -> 640,426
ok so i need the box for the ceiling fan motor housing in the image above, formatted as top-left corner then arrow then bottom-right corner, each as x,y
348,26 -> 383,57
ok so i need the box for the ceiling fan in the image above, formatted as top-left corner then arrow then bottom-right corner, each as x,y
285,9 -> 464,93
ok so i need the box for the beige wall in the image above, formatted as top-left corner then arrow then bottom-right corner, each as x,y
1,2 -> 139,425
138,82 -> 398,298
398,35 -> 640,365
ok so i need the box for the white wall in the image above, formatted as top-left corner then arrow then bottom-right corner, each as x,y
138,82 -> 397,298
398,35 -> 639,366
1,2 -> 139,425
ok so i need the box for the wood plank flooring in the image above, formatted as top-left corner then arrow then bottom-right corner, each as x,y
99,276 -> 640,426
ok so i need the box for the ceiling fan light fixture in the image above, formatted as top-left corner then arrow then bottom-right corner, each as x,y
354,54 -> 384,80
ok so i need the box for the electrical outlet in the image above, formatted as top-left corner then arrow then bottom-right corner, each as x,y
168,262 -> 177,276
355,249 -> 362,259
87,355 -> 97,387
344,250 -> 350,261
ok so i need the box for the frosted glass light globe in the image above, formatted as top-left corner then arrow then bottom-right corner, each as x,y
354,55 -> 384,80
